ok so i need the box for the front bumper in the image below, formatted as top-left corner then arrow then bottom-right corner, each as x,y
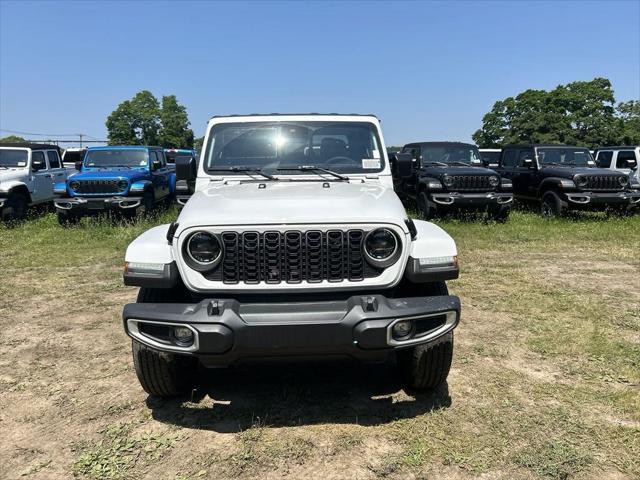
54,196 -> 142,212
430,192 -> 513,207
564,191 -> 640,207
122,294 -> 460,366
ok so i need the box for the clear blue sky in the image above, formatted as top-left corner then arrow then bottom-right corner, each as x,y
1,0 -> 638,146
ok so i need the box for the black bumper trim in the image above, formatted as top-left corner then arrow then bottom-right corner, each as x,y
122,294 -> 461,365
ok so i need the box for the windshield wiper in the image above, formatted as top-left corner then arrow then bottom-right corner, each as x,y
276,165 -> 348,181
209,166 -> 275,180
423,161 -> 448,167
449,161 -> 471,166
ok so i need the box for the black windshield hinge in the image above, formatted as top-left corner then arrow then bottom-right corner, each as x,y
405,218 -> 417,240
166,221 -> 179,245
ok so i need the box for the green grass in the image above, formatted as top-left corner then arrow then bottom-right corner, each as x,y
1,209 -> 639,479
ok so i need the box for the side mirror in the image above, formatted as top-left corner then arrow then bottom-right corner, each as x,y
471,158 -> 482,166
176,156 -> 197,194
624,159 -> 637,169
393,153 -> 413,178
75,161 -> 83,171
32,159 -> 45,172
152,160 -> 161,171
523,158 -> 534,168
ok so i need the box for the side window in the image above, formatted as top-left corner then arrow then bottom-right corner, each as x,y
149,151 -> 158,167
158,151 -> 166,167
616,151 -> 636,168
596,151 -> 613,168
47,150 -> 61,169
517,149 -> 534,167
31,151 -> 47,171
502,149 -> 517,167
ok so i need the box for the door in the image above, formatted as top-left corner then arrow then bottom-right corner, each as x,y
30,151 -> 52,203
46,150 -> 66,196
400,145 -> 420,196
595,150 -> 613,169
498,148 -> 518,183
512,148 -> 537,199
614,150 -> 637,176
150,150 -> 170,200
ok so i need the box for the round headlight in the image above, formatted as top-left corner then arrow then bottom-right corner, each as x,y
575,175 -> 588,188
619,176 -> 629,187
363,228 -> 399,267
117,179 -> 128,190
186,232 -> 222,268
489,176 -> 499,187
442,175 -> 454,188
69,180 -> 80,191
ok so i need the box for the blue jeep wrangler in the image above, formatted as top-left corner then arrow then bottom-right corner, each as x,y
54,146 -> 175,225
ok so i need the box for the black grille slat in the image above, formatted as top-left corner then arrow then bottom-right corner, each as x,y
206,229 -> 383,284
583,175 -> 622,191
75,179 -> 123,194
449,175 -> 493,192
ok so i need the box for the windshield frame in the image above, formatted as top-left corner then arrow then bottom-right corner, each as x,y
83,148 -> 150,169
535,147 -> 595,168
203,120 -> 386,177
0,148 -> 30,168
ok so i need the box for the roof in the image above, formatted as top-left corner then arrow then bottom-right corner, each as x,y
210,113 -> 378,119
502,144 -> 587,149
405,141 -> 477,148
0,142 -> 61,151
593,146 -> 640,150
87,145 -> 162,151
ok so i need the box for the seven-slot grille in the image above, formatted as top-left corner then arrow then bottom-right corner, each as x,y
448,175 -> 494,191
202,230 -> 384,284
581,175 -> 624,191
73,179 -> 124,194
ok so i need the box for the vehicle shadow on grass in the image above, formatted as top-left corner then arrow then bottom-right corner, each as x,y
147,362 -> 451,432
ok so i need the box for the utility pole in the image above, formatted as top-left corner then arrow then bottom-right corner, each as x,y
79,134 -> 84,148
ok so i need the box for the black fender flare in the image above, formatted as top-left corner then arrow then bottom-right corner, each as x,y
538,177 -> 573,196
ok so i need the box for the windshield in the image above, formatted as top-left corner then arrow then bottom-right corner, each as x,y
204,121 -> 384,175
84,149 -> 148,168
480,151 -> 501,164
537,147 -> 593,166
0,149 -> 29,168
422,145 -> 482,165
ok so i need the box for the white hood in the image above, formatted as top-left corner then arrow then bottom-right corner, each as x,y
176,180 -> 409,234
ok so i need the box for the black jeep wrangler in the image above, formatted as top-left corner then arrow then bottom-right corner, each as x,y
495,144 -> 640,218
392,142 -> 513,221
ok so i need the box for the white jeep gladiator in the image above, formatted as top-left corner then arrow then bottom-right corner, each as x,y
0,143 -> 69,221
121,114 -> 461,398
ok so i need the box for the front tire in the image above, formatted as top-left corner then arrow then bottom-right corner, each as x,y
487,204 -> 510,223
2,192 -> 28,222
416,191 -> 436,220
395,281 -> 454,392
397,332 -> 454,392
132,286 -> 197,398
57,210 -> 80,226
541,191 -> 566,219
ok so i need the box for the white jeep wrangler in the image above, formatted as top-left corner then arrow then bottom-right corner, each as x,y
0,143 -> 69,221
122,114 -> 461,398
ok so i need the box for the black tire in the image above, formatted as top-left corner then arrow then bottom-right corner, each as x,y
397,332 -> 454,392
132,286 -> 197,398
2,192 -> 28,222
487,204 -> 511,223
416,191 -> 436,220
396,281 -> 454,392
540,191 -> 566,219
57,210 -> 80,227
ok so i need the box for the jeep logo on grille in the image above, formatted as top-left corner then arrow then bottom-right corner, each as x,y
267,267 -> 280,280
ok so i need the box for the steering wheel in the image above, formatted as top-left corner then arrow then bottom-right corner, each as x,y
324,156 -> 358,166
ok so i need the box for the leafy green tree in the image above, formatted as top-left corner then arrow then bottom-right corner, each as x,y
194,136 -> 204,153
106,91 -> 195,148
159,95 -> 194,149
0,135 -> 27,142
616,100 -> 640,145
473,78 -> 624,149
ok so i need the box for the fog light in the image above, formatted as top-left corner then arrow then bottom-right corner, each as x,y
392,320 -> 413,339
171,326 -> 194,346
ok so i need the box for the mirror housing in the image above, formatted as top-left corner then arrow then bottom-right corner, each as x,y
32,159 -> 45,172
74,161 -> 83,171
623,159 -> 637,169
175,155 -> 197,194
393,153 -> 413,178
523,158 -> 534,168
152,160 -> 161,171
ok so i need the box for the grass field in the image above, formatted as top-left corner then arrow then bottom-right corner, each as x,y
0,209 -> 638,479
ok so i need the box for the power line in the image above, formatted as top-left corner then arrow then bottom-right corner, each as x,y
0,128 -> 90,137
